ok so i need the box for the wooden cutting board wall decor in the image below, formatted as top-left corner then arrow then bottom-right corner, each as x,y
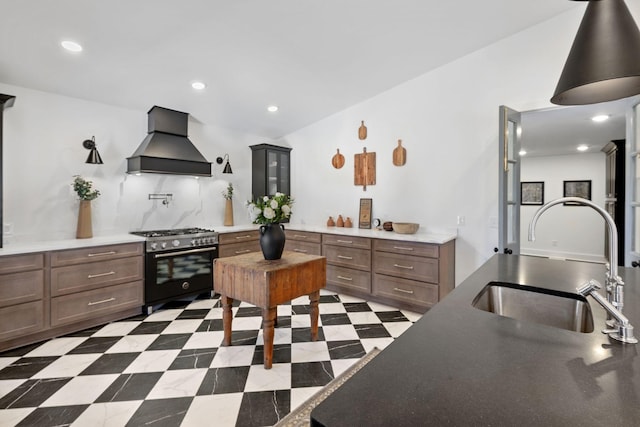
331,148 -> 345,169
393,139 -> 406,166
358,121 -> 367,140
354,147 -> 376,191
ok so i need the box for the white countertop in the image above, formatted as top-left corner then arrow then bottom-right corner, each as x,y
0,234 -> 146,257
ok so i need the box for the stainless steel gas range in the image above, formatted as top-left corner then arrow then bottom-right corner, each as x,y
130,227 -> 218,314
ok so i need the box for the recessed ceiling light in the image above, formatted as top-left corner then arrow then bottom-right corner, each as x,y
577,144 -> 589,152
267,105 -> 279,113
519,150 -> 527,156
61,40 -> 82,52
591,114 -> 610,122
191,81 -> 206,90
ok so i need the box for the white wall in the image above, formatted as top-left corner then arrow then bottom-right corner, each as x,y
1,83 -> 261,243
520,153 -> 606,262
277,7 -> 618,285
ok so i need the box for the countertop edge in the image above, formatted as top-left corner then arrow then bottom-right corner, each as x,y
0,234 -> 146,256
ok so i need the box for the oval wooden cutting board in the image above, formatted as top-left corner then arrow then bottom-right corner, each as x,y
358,121 -> 367,140
393,139 -> 406,166
332,149 -> 345,169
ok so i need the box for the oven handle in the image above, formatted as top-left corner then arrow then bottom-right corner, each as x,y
154,247 -> 217,259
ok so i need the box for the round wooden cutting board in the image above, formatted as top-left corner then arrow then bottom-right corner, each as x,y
393,139 -> 406,166
332,148 -> 345,169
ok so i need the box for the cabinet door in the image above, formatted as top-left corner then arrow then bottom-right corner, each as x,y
267,150 -> 289,196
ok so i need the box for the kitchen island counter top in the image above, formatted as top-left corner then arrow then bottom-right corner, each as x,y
311,255 -> 640,426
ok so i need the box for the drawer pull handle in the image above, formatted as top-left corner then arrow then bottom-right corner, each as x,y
393,264 -> 414,270
235,235 -> 253,240
235,249 -> 251,254
88,297 -> 116,306
88,271 -> 116,279
294,249 -> 308,253
393,246 -> 414,251
337,239 -> 353,244
337,275 -> 353,281
337,255 -> 353,260
87,251 -> 117,257
293,235 -> 307,239
393,287 -> 414,295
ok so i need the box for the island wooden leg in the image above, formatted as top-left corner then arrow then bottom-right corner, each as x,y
309,290 -> 320,341
262,306 -> 277,369
222,295 -> 234,346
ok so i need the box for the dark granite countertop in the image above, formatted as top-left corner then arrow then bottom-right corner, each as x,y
311,255 -> 640,426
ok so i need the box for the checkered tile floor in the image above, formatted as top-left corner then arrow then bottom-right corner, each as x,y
0,290 -> 420,427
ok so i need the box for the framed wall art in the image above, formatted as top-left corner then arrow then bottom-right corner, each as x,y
563,180 -> 591,205
358,198 -> 372,229
520,181 -> 544,206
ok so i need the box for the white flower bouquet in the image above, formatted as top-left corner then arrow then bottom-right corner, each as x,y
247,192 -> 294,224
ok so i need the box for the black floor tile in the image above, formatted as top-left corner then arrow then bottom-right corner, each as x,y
95,372 -> 163,402
196,319 -> 223,332
291,327 -> 325,343
63,325 -> 104,337
291,361 -> 334,388
275,315 -> 292,328
0,357 -> 60,379
129,321 -> 171,335
176,309 -> 210,320
147,334 -> 192,351
0,378 -> 72,408
67,336 -> 121,354
125,397 -> 192,427
235,306 -> 262,317
327,340 -> 366,359
80,352 -> 140,375
236,390 -> 290,427
355,323 -> 392,339
16,404 -> 89,427
291,305 -> 310,315
376,310 -> 409,322
252,344 -> 291,365
229,330 -> 259,346
0,342 -> 44,357
319,294 -> 341,303
320,313 -> 351,326
197,366 -> 251,395
168,348 -> 217,370
158,300 -> 193,310
344,302 -> 372,312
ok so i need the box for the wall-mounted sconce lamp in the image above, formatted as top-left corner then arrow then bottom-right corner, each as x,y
82,136 -> 103,164
551,0 -> 640,105
216,154 -> 233,174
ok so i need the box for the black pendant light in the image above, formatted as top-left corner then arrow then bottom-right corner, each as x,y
551,0 -> 640,105
82,136 -> 103,164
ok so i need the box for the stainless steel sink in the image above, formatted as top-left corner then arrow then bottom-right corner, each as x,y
471,282 -> 594,333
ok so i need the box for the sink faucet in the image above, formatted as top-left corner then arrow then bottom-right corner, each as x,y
528,196 -> 636,344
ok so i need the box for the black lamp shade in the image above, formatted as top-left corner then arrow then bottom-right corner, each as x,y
223,161 -> 233,174
86,148 -> 103,164
551,0 -> 640,105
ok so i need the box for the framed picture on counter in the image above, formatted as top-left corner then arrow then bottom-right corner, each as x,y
521,181 -> 544,206
359,198 -> 372,229
563,180 -> 591,205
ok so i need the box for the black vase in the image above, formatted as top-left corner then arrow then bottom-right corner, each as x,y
259,223 -> 286,260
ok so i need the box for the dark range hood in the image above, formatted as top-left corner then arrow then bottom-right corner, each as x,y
127,106 -> 212,176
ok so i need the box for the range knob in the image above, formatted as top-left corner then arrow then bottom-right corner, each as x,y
191,239 -> 197,246
172,239 -> 180,247
150,242 -> 158,250
161,242 -> 167,249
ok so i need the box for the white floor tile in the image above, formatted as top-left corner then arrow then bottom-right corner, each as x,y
205,307 -> 224,320
181,394 -> 243,427
290,315 -> 311,328
290,386 -> 322,411
243,363 -> 291,392
123,350 -> 181,373
105,335 -> 157,354
31,353 -> 101,379
71,401 -> 143,427
291,342 -> 330,363
291,295 -> 309,305
401,310 -> 423,322
25,337 -> 88,357
256,328 -> 292,346
347,311 -> 383,324
366,301 -> 400,312
277,305 -> 292,317
0,379 -> 26,400
384,322 -> 413,338
337,294 -> 366,303
42,374 -> 119,406
183,331 -> 224,350
321,324 -> 360,341
0,408 -> 35,426
186,299 -> 218,310
92,321 -> 140,337
144,309 -> 182,322
319,303 -> 347,314
161,319 -> 203,334
0,357 -> 19,371
231,316 -> 263,331
211,345 -> 255,368
330,358 -> 359,377
146,368 -> 207,399
360,338 -> 394,352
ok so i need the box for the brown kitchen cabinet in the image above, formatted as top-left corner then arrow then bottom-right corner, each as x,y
285,230 -> 321,256
322,234 -> 372,294
218,230 -> 261,258
0,242 -> 144,352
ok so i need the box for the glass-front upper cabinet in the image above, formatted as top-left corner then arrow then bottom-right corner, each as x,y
250,144 -> 292,200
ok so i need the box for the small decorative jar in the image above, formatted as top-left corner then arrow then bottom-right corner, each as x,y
327,216 -> 335,227
336,215 -> 345,227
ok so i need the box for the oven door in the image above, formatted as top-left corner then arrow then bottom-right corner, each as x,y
145,245 -> 218,306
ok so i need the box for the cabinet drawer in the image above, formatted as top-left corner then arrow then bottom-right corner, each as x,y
374,239 -> 439,258
323,245 -> 371,271
0,270 -> 44,307
285,240 -> 322,256
373,274 -> 439,307
51,257 -> 143,296
0,253 -> 44,275
285,230 -> 321,243
219,241 -> 261,258
51,280 -> 143,327
218,230 -> 259,245
322,234 -> 371,249
51,243 -> 143,267
0,300 -> 45,340
327,265 -> 371,292
373,252 -> 438,283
